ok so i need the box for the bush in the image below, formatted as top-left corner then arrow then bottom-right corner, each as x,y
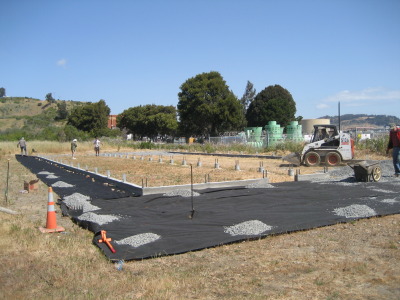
356,136 -> 388,155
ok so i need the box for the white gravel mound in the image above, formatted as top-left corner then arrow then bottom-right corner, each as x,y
77,212 -> 119,225
163,190 -> 200,197
115,233 -> 161,247
46,174 -> 59,179
63,193 -> 100,212
224,220 -> 273,236
333,204 -> 376,218
52,181 -> 74,188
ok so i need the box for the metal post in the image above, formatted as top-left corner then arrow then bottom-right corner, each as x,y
5,159 -> 10,205
189,164 -> 195,219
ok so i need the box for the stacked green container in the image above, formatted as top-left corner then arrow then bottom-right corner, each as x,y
244,127 -> 264,148
265,121 -> 284,146
286,121 -> 303,142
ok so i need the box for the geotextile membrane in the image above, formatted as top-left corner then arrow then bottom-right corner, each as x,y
17,155 -> 400,261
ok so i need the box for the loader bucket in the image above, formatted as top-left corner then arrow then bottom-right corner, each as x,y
282,153 -> 301,166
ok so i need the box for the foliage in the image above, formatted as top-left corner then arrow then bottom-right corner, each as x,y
246,84 -> 297,128
67,99 -> 110,137
355,135 -> 389,155
240,81 -> 256,116
45,92 -> 56,103
55,101 -> 69,120
0,87 -> 5,97
177,71 -> 244,137
62,124 -> 91,141
117,104 -> 178,140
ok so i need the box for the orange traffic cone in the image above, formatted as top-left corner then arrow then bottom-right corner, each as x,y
39,187 -> 65,233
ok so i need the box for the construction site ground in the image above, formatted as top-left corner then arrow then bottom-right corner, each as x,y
1,149 -> 399,299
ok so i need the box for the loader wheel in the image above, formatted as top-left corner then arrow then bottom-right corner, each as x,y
304,151 -> 321,167
326,152 -> 341,166
371,166 -> 382,182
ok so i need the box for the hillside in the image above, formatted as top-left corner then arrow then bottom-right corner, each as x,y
0,97 -> 86,140
319,114 -> 400,129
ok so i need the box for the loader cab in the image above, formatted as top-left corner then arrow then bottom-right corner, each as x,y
311,125 -> 339,143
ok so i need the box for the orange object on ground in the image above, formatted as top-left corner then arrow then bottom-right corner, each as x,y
98,230 -> 116,253
39,187 -> 65,233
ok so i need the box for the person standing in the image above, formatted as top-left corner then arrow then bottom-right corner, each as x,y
17,137 -> 27,156
93,137 -> 100,156
386,124 -> 400,177
71,139 -> 78,159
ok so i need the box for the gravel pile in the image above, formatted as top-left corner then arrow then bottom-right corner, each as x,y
224,220 -> 273,236
77,212 -> 120,225
333,204 -> 376,218
163,189 -> 200,197
46,174 -> 59,179
52,181 -> 74,188
38,171 -> 53,175
63,193 -> 100,212
115,233 -> 161,247
246,180 -> 275,189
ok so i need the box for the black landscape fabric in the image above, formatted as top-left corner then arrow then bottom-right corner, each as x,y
17,155 -> 400,261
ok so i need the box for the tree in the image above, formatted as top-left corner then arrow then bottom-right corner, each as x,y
45,93 -> 56,104
245,84 -> 296,127
177,71 -> 243,137
0,87 -> 5,97
117,105 -> 178,140
240,81 -> 256,114
67,99 -> 110,137
55,101 -> 68,120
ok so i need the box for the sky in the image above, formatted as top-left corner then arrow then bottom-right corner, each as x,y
1,0 -> 399,119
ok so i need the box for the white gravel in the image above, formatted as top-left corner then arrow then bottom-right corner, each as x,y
52,181 -> 74,188
333,204 -> 376,218
381,199 -> 398,204
77,212 -> 120,225
163,189 -> 200,197
46,174 -> 59,179
246,180 -> 274,189
115,233 -> 161,247
367,187 -> 397,194
63,193 -> 100,212
224,220 -> 273,236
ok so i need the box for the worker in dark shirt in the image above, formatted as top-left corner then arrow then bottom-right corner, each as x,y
386,124 -> 400,177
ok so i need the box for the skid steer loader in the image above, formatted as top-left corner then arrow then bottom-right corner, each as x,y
283,124 -> 354,167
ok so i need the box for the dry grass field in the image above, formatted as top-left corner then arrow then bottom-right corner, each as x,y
0,141 -> 399,299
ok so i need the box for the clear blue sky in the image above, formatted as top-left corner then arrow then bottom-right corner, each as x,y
1,0 -> 399,119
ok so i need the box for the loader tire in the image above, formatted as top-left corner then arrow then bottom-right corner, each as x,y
304,151 -> 321,167
326,152 -> 341,166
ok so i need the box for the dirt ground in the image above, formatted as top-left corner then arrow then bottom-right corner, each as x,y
1,150 -> 399,299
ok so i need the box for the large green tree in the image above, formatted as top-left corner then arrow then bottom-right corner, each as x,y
117,104 -> 178,140
177,71 -> 243,137
245,84 -> 296,127
67,99 -> 110,137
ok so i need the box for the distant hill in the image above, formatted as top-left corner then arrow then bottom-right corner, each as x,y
0,97 -> 85,131
319,114 -> 400,129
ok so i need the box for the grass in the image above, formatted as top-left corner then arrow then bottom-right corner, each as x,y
0,141 -> 399,299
